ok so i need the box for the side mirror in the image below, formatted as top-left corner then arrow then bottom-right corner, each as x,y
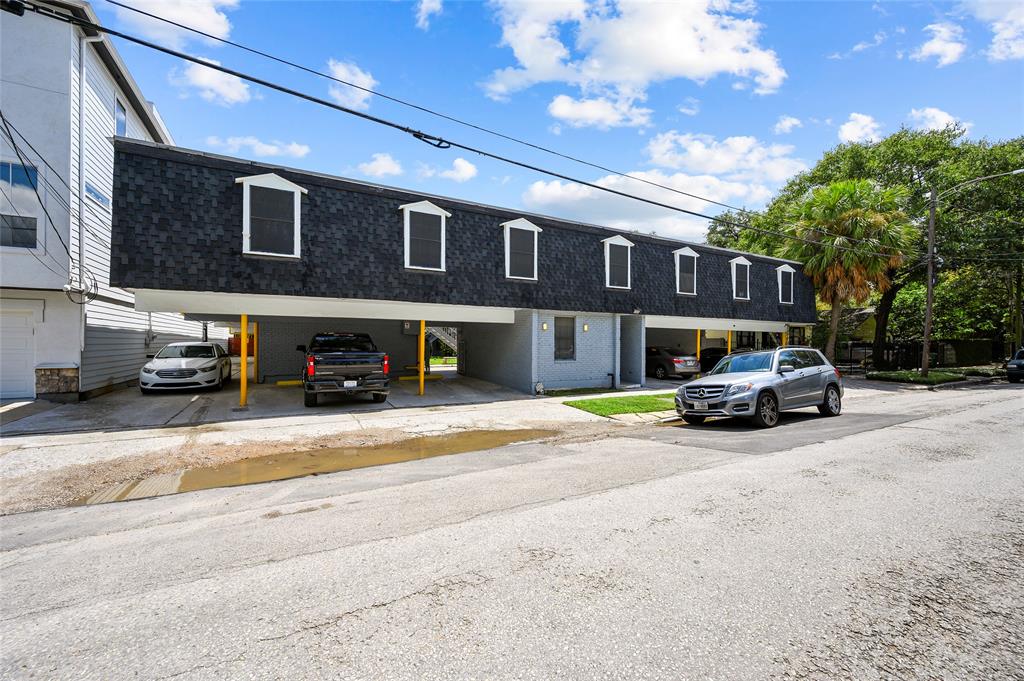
779,364 -> 796,373
146,354 -> 155,359
296,344 -> 307,353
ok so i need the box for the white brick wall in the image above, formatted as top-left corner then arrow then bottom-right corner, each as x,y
535,311 -> 617,390
461,309 -> 535,393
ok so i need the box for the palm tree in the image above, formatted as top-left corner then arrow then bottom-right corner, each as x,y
782,180 -> 917,362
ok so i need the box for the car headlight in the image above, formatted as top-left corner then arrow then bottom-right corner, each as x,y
726,382 -> 753,396
199,363 -> 219,372
141,366 -> 155,374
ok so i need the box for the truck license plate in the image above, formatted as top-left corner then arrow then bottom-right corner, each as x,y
695,401 -> 709,410
343,380 -> 357,388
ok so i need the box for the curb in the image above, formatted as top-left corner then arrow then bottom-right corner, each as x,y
927,375 -> 1002,391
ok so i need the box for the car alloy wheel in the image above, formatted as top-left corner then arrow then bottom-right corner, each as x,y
818,385 -> 841,416
655,366 -> 667,379
755,392 -> 778,428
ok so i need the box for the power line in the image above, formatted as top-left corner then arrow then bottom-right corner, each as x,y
21,2 -> 918,263
0,184 -> 71,280
102,0 -> 759,218
0,117 -> 111,247
0,110 -> 73,261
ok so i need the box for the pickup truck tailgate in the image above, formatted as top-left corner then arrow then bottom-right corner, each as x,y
312,352 -> 385,377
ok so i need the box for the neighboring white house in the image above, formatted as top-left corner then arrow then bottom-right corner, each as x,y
0,0 -> 224,400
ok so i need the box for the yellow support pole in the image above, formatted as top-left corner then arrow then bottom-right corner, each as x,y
252,321 -> 259,384
781,330 -> 788,347
727,329 -> 732,354
239,314 -> 248,408
695,328 -> 701,360
418,319 -> 425,396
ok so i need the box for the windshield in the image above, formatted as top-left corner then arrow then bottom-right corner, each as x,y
156,345 -> 215,359
665,349 -> 693,357
310,335 -> 377,353
709,351 -> 774,375
1016,350 -> 1024,360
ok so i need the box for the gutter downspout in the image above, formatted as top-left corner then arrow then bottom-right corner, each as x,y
78,32 -> 103,357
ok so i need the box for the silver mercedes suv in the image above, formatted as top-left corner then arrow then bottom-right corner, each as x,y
675,347 -> 843,428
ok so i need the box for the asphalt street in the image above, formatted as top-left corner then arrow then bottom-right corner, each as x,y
1,383 -> 1022,679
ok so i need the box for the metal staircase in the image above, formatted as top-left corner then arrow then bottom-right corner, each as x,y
426,326 -> 458,355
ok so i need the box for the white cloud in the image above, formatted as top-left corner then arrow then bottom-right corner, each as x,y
112,0 -> 238,50
773,115 -> 802,134
678,97 -> 700,116
547,94 -> 652,129
965,0 -> 1024,61
357,153 -> 403,178
838,112 -> 882,143
852,31 -> 887,53
206,136 -> 309,158
907,107 -> 973,132
326,59 -> 377,110
420,158 -> 478,183
415,0 -> 443,29
645,131 -> 807,183
172,58 -> 251,106
911,22 -> 967,66
484,0 -> 786,128
522,169 -> 773,241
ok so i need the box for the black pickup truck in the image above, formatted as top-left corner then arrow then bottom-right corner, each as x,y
297,332 -> 390,407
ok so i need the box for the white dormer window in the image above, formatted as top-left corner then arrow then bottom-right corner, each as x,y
674,246 -> 699,295
777,264 -> 795,304
236,173 -> 307,258
501,218 -> 541,280
602,235 -> 633,289
730,255 -> 751,300
400,200 -> 450,271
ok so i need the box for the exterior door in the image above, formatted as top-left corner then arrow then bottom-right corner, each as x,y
0,310 -> 36,398
777,349 -> 812,407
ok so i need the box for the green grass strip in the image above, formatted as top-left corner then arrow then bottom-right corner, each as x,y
866,370 -> 966,385
564,393 -> 677,417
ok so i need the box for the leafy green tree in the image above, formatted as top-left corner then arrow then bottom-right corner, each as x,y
780,180 -> 917,361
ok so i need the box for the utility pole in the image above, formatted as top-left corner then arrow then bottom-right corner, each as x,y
920,187 -> 937,377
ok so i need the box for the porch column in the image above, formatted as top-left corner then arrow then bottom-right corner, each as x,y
781,330 -> 788,346
239,314 -> 248,408
252,321 -> 259,383
418,319 -> 425,396
727,329 -> 732,354
696,328 -> 701,360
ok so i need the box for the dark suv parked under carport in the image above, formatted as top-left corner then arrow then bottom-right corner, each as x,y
297,332 -> 390,407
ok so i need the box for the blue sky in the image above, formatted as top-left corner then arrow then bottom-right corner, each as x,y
99,0 -> 1024,241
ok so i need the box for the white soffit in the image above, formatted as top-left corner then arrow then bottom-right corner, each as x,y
645,315 -> 789,333
134,289 -> 515,323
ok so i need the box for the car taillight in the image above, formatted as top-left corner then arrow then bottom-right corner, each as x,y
382,354 -> 390,375
673,358 -> 684,364
306,357 -> 315,377
834,367 -> 842,379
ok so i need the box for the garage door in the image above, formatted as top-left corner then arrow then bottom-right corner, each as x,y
1,310 -> 36,398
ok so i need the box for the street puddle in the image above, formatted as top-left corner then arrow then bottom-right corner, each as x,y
74,429 -> 555,506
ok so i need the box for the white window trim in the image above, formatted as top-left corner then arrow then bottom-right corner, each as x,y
776,263 -> 795,304
501,217 -> 541,281
235,173 -> 307,259
673,246 -> 699,295
0,159 -> 47,255
400,200 -> 451,272
602,234 -> 634,289
730,255 -> 751,301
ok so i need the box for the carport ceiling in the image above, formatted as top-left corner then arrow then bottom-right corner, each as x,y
135,289 -> 515,324
645,315 -> 789,333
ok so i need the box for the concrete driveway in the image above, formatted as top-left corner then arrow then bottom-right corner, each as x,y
0,365 -> 531,437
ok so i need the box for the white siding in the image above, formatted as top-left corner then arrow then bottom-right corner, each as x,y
71,30 -> 221,393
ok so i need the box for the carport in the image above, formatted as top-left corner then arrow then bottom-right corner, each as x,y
644,315 -> 795,368
137,289 -> 517,408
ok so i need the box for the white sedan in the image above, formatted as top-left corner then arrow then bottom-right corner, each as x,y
139,342 -> 232,394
